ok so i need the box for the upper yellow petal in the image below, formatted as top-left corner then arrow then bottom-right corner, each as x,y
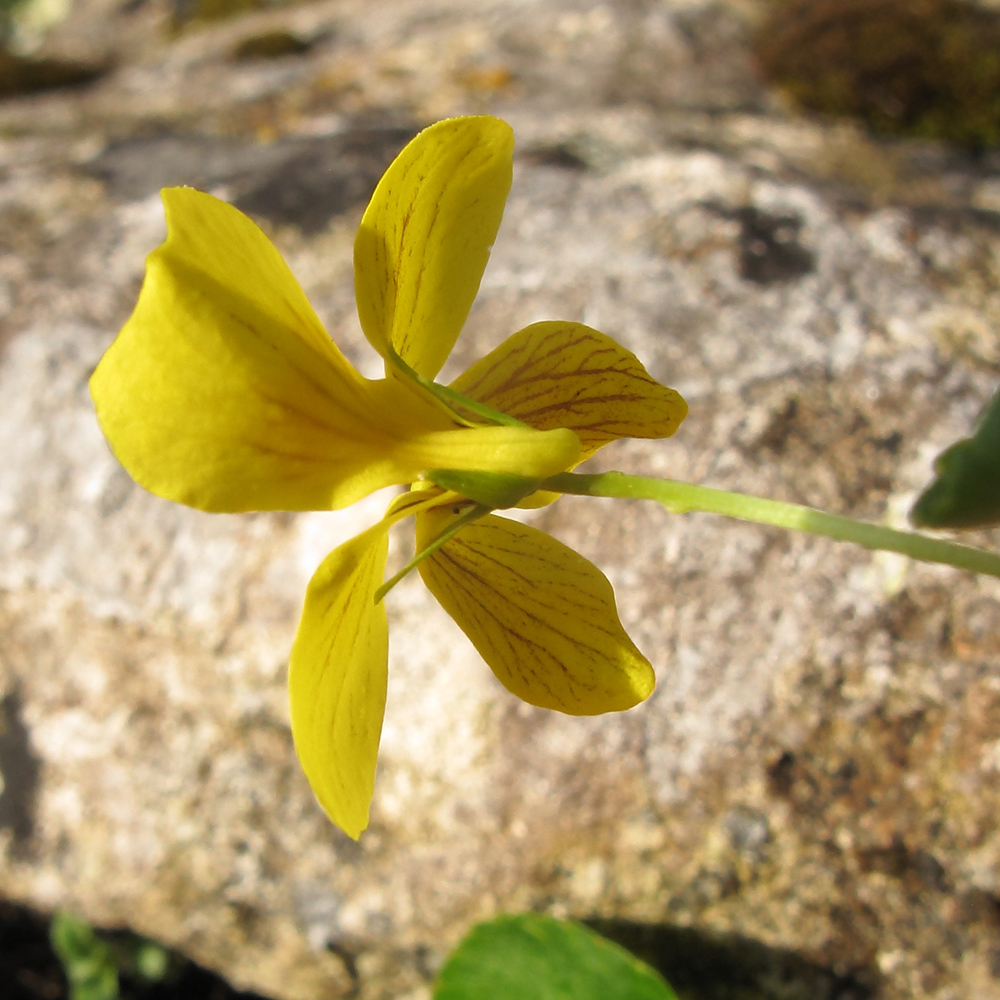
289,520 -> 391,839
354,116 -> 513,379
416,510 -> 655,715
91,188 -> 461,512
451,321 -> 688,462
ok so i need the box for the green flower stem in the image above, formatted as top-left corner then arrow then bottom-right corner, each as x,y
543,471 -> 1000,579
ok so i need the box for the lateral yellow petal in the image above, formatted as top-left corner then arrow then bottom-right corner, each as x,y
354,116 -> 513,379
451,321 -> 688,461
91,188 -> 448,512
289,520 -> 391,839
416,510 -> 655,714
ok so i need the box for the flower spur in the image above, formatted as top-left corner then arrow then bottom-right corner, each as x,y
90,116 -> 688,837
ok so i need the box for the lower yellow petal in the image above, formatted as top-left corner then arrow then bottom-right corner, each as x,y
451,321 -> 687,461
416,510 -> 654,714
289,521 -> 391,839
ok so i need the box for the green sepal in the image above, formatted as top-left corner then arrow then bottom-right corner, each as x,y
374,503 -> 489,603
427,469 -> 543,508
912,390 -> 1000,529
388,346 -> 528,428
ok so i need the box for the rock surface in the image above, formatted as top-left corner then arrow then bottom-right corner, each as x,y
3,1 -> 1000,998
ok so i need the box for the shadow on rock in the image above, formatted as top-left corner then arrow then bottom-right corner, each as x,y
84,125 -> 417,234
586,918 -> 878,1000
0,899 -> 278,1000
234,125 -> 417,233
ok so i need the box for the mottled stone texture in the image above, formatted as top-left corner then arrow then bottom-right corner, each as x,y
2,1 -> 1000,998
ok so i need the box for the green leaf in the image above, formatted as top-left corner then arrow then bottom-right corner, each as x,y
433,914 -> 678,1000
912,390 -> 1000,529
50,912 -> 120,1000
131,940 -> 170,982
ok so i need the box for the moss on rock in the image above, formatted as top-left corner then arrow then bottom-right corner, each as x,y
755,0 -> 1000,149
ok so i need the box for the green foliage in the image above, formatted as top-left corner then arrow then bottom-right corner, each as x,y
755,0 -> 1000,149
912,390 -> 1000,529
0,0 -> 23,22
50,912 -> 119,1000
0,0 -> 28,47
129,938 -> 170,982
433,914 -> 678,1000
49,912 -> 173,1000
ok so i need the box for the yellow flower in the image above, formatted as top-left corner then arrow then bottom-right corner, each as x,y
90,116 -> 687,838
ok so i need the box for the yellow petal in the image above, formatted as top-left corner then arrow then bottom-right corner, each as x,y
91,187 -> 461,512
451,321 -> 688,461
410,421 -> 580,483
289,520 -> 391,839
354,116 -> 513,379
416,510 -> 654,714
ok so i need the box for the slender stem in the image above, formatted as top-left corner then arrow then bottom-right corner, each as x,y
542,471 -> 1000,579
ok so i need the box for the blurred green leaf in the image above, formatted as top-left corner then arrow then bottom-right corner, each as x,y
131,939 -> 170,982
0,0 -> 26,47
912,390 -> 1000,529
50,911 -> 119,1000
433,914 -> 678,1000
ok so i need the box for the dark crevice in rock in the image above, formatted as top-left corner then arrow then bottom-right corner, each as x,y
858,839 -> 950,892
0,51 -> 108,98
734,207 -> 816,285
230,30 -> 315,62
521,142 -> 592,171
0,687 -> 40,859
324,943 -> 359,997
586,918 -> 878,1000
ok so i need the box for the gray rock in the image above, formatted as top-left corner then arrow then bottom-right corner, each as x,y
3,1 -> 1000,998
